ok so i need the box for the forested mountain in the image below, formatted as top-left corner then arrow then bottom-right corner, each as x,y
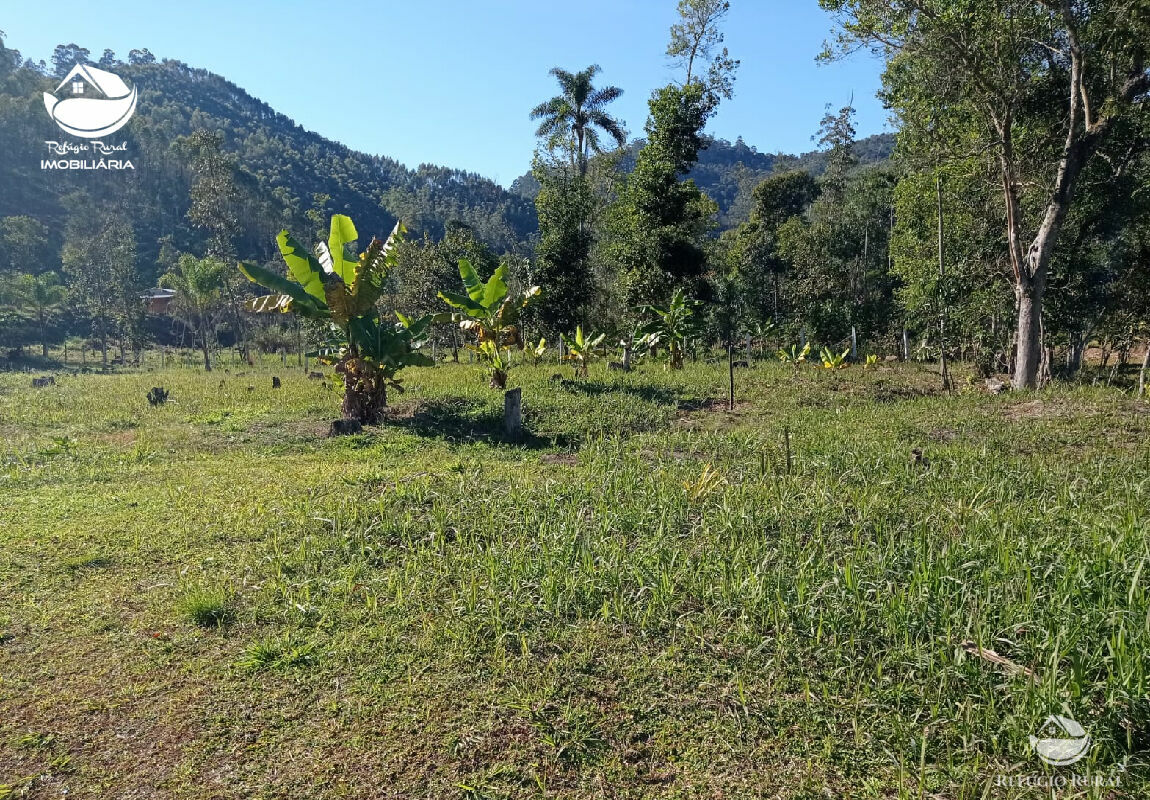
0,42 -> 537,289
510,132 -> 895,228
0,34 -> 892,285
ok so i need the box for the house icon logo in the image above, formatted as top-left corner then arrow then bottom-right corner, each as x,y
42,63 -> 138,138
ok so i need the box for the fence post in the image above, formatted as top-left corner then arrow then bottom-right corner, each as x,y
504,388 -> 523,440
902,328 -> 910,361
850,327 -> 858,362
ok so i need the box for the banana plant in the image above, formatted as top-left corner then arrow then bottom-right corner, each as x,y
238,214 -> 434,423
523,337 -> 547,366
635,288 -> 699,371
560,326 -> 605,378
777,342 -> 810,365
820,346 -> 850,369
437,259 -> 539,389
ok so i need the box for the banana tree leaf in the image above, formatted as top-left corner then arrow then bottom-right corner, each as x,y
239,262 -> 328,317
438,289 -> 486,315
276,230 -> 326,303
458,259 -> 485,303
327,214 -> 359,285
347,316 -> 378,351
322,274 -> 355,326
396,312 -> 433,341
481,264 -> 508,308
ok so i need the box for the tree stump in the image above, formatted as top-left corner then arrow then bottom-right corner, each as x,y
329,419 -> 363,437
504,388 -> 522,440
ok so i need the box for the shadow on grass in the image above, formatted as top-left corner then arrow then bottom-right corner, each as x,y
392,396 -> 572,450
551,377 -> 684,407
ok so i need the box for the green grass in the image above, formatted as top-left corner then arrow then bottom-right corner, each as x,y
1,355 -> 1148,798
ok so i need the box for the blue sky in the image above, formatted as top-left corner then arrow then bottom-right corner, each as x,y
3,0 -> 890,185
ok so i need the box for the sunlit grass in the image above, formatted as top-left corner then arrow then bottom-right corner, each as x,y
0,352 -> 1147,797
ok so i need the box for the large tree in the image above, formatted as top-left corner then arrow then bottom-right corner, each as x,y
726,170 -> 819,331
531,65 -> 627,334
530,65 -> 627,178
14,272 -> 67,358
161,254 -> 225,371
60,195 -> 137,368
666,0 -> 740,108
607,82 -> 719,308
821,0 -> 1150,388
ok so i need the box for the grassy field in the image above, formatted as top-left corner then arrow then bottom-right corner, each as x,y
1,356 -> 1148,799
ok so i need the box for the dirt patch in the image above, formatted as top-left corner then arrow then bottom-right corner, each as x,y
94,429 -> 138,448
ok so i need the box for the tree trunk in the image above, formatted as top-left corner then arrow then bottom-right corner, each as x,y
200,319 -> 212,372
99,313 -> 108,369
728,343 -> 735,411
1014,286 -> 1044,390
337,357 -> 388,424
1139,344 -> 1149,397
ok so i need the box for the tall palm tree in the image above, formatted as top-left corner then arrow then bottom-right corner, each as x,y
531,65 -> 627,176
160,254 -> 225,371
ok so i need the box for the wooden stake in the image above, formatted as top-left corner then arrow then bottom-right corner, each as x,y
728,343 -> 735,411
504,388 -> 523,440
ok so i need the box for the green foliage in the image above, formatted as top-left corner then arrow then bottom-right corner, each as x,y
438,259 -> 539,389
4,361 -> 1150,795
240,215 -> 433,421
777,342 -> 810,365
666,0 -> 739,109
178,584 -> 236,628
523,337 -> 547,366
59,197 -> 142,366
560,326 -> 605,377
161,254 -> 226,371
636,288 -> 700,370
726,170 -> 820,334
777,147 -> 899,344
530,65 -> 626,177
11,271 -> 67,357
819,346 -> 849,369
532,157 -> 597,333
238,634 -> 318,672
607,83 -> 718,309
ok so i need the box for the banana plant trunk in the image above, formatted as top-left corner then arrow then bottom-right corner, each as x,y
337,356 -> 389,424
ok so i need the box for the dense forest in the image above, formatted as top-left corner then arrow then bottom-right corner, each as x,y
1,0 -> 1148,394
